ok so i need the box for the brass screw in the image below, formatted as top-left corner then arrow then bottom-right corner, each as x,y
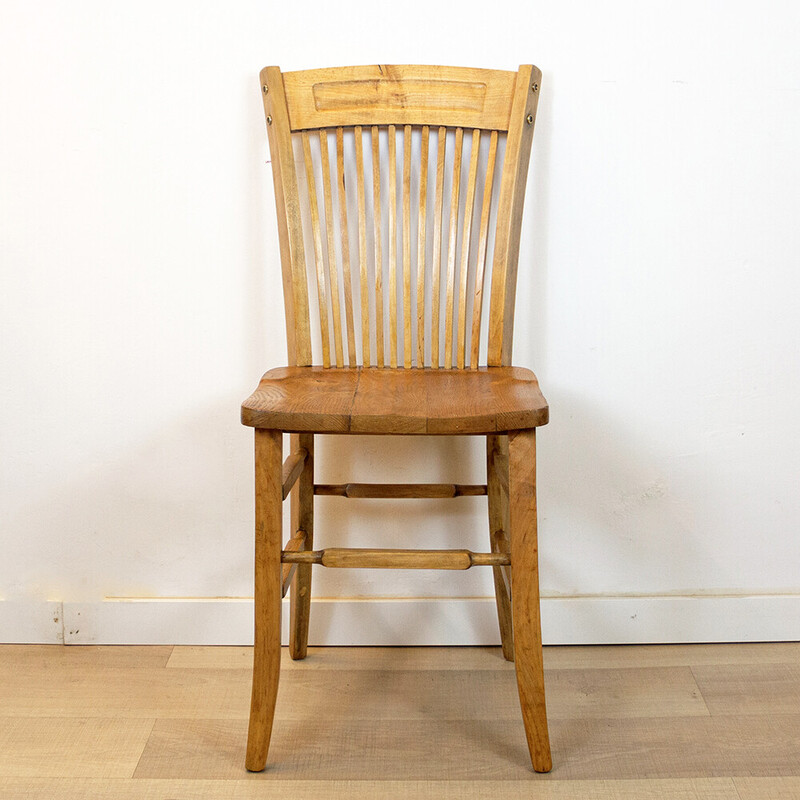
262,84 -> 268,94
526,114 -> 533,124
267,115 -> 273,125
531,82 -> 539,92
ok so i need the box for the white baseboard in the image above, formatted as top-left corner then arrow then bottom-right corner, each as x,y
0,601 -> 63,643
2,595 -> 798,645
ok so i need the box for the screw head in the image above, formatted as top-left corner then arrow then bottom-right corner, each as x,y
262,84 -> 269,94
266,115 -> 273,125
531,82 -> 539,92
526,114 -> 534,124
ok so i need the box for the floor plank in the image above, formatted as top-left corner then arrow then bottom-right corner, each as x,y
0,718 -> 154,778
0,777 -> 742,799
1,643 -> 798,789
734,777 -> 800,799
166,642 -> 800,671
166,645 -> 512,670
543,642 -> 800,670
0,665 -> 706,721
0,645 -> 172,669
133,714 -> 800,780
692,663 -> 800,716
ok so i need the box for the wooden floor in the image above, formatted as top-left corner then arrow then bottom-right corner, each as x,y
1,644 -> 799,798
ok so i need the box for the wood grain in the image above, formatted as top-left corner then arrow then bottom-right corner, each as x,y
318,129 -> 344,366
430,127 -> 446,368
281,548 -> 510,569
416,126 -> 429,366
289,433 -> 314,660
163,642 -> 800,671
691,662 -> 800,716
242,366 -> 548,434
354,125 -> 371,366
314,482 -> 486,498
0,718 -> 154,777
487,65 -> 540,365
259,67 -> 312,365
458,128 -> 481,368
0,778 -> 743,800
735,777 -> 800,799
471,129 -> 498,368
301,131 -> 331,368
388,124 -> 398,368
487,433 -> 513,661
443,127 -> 463,369
371,125 -> 384,367
280,529 -> 307,598
280,447 -> 307,500
508,428 -> 551,771
245,429 -> 283,771
5,643 -> 800,788
335,127 -> 357,366
281,64 -> 518,131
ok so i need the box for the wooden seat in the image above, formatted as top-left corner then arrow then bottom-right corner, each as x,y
244,63 -> 552,774
242,366 -> 548,434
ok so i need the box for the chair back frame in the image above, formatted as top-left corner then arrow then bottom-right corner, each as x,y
259,63 -> 541,369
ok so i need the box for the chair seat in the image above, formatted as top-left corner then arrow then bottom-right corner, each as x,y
241,366 -> 548,434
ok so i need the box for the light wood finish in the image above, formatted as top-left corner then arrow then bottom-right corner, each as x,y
245,429 -> 283,771
508,428 -> 551,772
402,124 -> 413,367
735,777 -> 800,799
416,126 -> 429,366
262,65 -> 539,370
690,662 -> 800,716
281,548 -> 510,569
458,128 -> 482,368
301,131 -> 331,368
488,65 -> 541,366
137,714 -> 800,781
289,433 -> 314,660
242,366 -> 548,434
0,778 -> 745,800
281,65 -> 518,130
371,126 -> 385,367
471,129 -> 498,368
260,67 -> 311,365
4,643 -> 800,790
443,126 -> 463,369
0,718 -> 154,778
280,447 -> 308,500
280,529 -> 307,598
387,124 -> 398,368
354,125 -> 370,366
488,434 -> 514,661
319,130 -> 344,367
314,482 -> 486,498
164,642 -> 800,671
336,127 -> 357,367
431,127 -> 446,368
250,63 -> 550,772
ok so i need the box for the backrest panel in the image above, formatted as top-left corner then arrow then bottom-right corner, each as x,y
282,65 -> 517,131
260,64 -> 541,368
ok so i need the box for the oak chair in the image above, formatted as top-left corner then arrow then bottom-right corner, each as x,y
242,63 -> 552,773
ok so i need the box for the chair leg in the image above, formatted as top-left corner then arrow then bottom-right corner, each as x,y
507,428 -> 552,773
289,433 -> 314,660
487,433 -> 514,661
245,428 -> 283,772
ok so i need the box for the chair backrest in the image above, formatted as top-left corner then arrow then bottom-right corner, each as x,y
260,64 -> 541,369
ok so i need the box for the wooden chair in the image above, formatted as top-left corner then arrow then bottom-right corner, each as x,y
242,64 -> 552,773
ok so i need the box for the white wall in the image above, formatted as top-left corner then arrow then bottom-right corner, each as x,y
2,0 -> 799,644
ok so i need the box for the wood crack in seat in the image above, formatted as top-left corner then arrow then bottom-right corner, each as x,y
243,62 -> 552,774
